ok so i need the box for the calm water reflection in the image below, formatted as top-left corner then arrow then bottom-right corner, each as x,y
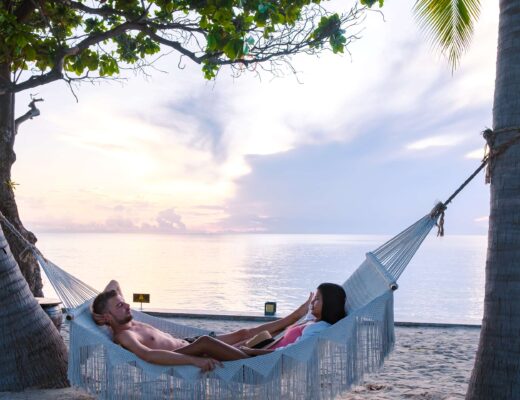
38,233 -> 486,324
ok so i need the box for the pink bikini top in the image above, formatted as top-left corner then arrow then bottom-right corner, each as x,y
269,323 -> 308,350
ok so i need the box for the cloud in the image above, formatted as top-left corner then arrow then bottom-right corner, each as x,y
28,208 -> 187,233
406,135 -> 465,151
216,136 -> 491,234
134,93 -> 229,161
13,0 -> 497,234
155,208 -> 187,232
465,148 -> 486,160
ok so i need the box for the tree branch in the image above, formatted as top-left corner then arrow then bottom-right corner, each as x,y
137,26 -> 204,63
14,96 -> 44,133
0,18 -> 205,95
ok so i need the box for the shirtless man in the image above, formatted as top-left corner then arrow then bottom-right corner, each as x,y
92,280 -> 311,372
92,280 -> 249,371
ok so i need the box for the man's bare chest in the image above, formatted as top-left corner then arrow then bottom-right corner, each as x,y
132,323 -> 186,350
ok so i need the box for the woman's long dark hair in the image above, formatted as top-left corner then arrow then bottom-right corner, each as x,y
317,283 -> 347,324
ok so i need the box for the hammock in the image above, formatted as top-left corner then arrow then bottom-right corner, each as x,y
0,206 -> 441,400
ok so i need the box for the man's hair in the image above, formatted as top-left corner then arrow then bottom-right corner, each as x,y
92,289 -> 118,315
317,283 -> 347,324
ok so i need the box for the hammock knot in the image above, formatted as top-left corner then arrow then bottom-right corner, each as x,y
19,246 -> 33,262
482,127 -> 520,184
429,202 -> 446,237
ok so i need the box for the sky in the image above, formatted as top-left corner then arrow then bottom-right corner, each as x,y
13,0 -> 498,235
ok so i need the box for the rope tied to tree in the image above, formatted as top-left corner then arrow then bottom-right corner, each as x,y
0,211 -> 37,260
432,126 -> 520,236
483,127 -> 520,184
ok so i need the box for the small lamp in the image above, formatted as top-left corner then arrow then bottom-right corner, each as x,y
264,301 -> 277,316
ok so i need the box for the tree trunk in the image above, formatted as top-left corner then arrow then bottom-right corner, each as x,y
0,223 -> 69,390
0,62 -> 43,296
466,1 -> 520,398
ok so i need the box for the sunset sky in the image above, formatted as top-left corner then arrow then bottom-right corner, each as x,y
13,0 -> 497,235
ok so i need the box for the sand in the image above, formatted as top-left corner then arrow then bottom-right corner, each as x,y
339,326 -> 479,400
0,319 -> 480,400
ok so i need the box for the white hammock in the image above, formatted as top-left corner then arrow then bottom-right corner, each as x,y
4,208 -> 440,400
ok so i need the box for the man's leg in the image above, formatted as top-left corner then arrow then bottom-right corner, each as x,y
176,336 -> 249,361
216,292 -> 313,345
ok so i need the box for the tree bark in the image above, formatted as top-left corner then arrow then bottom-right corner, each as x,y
0,223 -> 69,390
466,1 -> 520,398
0,62 -> 43,297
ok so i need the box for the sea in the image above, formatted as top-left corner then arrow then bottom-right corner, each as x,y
37,233 -> 486,325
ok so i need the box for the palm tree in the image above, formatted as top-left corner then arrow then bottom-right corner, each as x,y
0,224 -> 68,390
412,0 -> 520,398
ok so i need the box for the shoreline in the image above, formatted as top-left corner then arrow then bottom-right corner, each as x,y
142,308 -> 481,329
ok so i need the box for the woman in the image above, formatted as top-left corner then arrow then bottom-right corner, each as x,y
237,282 -> 347,356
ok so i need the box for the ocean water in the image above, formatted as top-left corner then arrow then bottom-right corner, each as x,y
37,233 -> 486,325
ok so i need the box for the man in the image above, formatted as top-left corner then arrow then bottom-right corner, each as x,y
92,280 -> 311,372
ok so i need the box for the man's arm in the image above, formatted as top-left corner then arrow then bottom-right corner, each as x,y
116,331 -> 221,372
103,280 -> 123,296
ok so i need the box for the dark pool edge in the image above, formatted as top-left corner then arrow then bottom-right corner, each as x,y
141,308 -> 481,328
394,321 -> 480,329
143,308 -> 279,321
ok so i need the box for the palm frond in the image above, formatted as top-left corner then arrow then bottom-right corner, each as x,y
413,0 -> 481,70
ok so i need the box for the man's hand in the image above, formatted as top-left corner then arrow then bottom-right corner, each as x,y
191,356 -> 222,372
92,311 -> 107,325
103,280 -> 123,296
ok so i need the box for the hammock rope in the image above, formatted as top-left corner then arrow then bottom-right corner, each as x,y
425,127 -> 520,236
372,214 -> 437,280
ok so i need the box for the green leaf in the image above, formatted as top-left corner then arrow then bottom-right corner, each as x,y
413,0 -> 481,70
24,46 -> 37,61
165,2 -> 174,13
223,38 -> 244,59
202,61 -> 219,79
87,56 -> 99,71
15,35 -> 28,47
360,0 -> 384,7
207,33 -> 218,50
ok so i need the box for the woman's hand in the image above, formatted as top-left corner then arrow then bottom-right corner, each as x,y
296,292 -> 314,319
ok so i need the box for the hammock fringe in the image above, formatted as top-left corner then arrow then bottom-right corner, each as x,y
69,291 -> 395,400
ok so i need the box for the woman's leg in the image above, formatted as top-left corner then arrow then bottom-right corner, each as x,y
216,292 -> 314,345
176,336 -> 249,361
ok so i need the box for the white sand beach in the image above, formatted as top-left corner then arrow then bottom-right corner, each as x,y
339,326 -> 479,400
0,321 -> 479,400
